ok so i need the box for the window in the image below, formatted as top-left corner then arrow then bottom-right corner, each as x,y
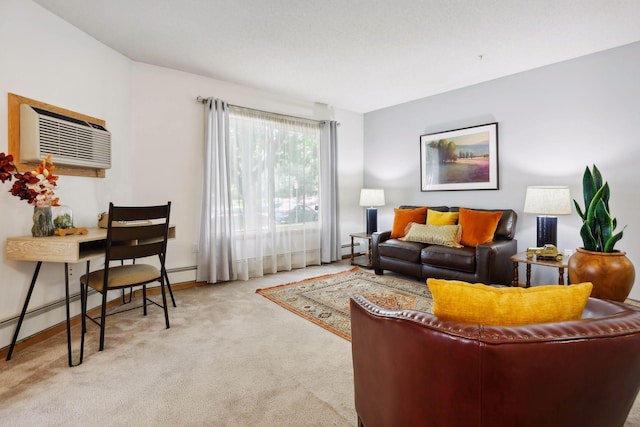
228,106 -> 320,232
197,99 -> 338,283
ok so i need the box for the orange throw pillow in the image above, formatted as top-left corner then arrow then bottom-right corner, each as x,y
458,208 -> 503,247
391,207 -> 428,238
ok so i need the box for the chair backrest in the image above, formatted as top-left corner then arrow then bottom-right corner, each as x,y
105,202 -> 171,264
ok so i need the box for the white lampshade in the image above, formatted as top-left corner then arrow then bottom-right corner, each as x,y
359,189 -> 385,207
523,186 -> 571,215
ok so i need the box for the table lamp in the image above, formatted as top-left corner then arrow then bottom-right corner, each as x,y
360,188 -> 385,235
523,186 -> 571,247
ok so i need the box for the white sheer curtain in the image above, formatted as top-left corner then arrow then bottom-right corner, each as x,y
197,99 -> 334,283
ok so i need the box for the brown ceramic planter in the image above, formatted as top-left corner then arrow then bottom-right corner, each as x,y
568,247 -> 635,302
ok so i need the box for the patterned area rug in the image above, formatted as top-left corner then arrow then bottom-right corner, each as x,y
256,267 -> 433,341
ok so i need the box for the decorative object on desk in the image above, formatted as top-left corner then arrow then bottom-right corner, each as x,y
53,227 -> 88,236
0,153 -> 59,206
523,186 -> 571,247
32,206 -> 55,237
569,164 -> 634,301
98,212 -> 109,228
0,152 -> 17,182
1,153 -> 60,237
359,188 -> 385,235
419,122 -> 498,191
52,205 -> 74,229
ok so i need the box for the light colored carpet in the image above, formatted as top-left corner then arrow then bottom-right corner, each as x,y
1,261 -> 640,426
0,261 -> 356,426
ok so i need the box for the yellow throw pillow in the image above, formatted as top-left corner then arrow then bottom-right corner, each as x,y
427,279 -> 593,326
402,223 -> 463,248
426,210 -> 459,226
458,208 -> 503,247
391,207 -> 428,238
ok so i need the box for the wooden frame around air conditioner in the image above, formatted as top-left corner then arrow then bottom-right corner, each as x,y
8,93 -> 107,178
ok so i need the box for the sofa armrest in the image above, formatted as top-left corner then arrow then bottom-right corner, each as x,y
475,239 -> 518,285
371,231 -> 391,272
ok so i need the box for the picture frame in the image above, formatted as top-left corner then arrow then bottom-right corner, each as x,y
420,122 -> 498,191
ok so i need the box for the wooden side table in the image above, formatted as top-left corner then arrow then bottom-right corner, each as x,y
350,232 -> 372,268
510,251 -> 569,287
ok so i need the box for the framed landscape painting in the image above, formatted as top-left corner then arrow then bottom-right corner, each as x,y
420,122 -> 498,191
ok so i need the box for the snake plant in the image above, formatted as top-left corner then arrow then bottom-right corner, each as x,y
573,165 -> 625,252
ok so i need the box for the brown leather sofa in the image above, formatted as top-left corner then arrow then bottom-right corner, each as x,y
372,206 -> 517,285
350,295 -> 640,427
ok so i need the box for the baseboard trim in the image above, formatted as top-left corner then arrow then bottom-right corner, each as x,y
0,280 -> 206,360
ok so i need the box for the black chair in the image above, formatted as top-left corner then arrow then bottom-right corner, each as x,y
81,202 -> 172,351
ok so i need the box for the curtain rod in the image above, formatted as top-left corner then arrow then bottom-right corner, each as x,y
195,96 -> 338,125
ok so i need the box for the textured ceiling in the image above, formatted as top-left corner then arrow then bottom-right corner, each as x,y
34,0 -> 640,113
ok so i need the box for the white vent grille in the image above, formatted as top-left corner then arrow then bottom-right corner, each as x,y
20,104 -> 111,169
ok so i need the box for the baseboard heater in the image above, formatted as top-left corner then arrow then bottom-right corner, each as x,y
0,266 -> 196,328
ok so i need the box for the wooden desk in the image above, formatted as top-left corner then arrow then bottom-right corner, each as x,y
5,226 -> 176,366
7,228 -> 112,263
6,226 -> 176,263
510,251 -> 569,287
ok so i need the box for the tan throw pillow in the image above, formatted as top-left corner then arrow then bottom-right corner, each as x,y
426,210 -> 459,226
402,223 -> 463,248
427,279 -> 593,326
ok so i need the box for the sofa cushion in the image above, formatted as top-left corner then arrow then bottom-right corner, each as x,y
427,279 -> 593,326
458,208 -> 503,247
402,223 -> 463,248
378,239 -> 426,263
421,245 -> 476,273
391,207 -> 428,238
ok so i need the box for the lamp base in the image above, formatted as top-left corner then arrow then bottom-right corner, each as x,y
365,208 -> 378,235
536,216 -> 558,247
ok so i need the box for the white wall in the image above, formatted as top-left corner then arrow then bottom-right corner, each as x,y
363,42 -> 640,297
335,109 -> 365,250
130,63 -> 365,270
0,1 -> 365,350
0,0 -> 133,347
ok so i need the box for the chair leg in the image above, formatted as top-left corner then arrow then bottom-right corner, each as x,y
81,261 -> 89,343
143,285 -> 147,316
99,289 -> 108,351
121,289 -> 133,304
120,261 -> 133,304
165,269 -> 176,308
160,277 -> 170,329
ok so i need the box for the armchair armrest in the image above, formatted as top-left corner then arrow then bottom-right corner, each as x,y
351,295 -> 640,427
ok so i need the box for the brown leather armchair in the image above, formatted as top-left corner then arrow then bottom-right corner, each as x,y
350,295 -> 640,427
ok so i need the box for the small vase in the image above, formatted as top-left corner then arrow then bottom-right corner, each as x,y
32,206 -> 55,237
52,205 -> 74,229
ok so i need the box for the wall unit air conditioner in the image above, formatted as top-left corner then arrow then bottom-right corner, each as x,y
20,104 -> 111,169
